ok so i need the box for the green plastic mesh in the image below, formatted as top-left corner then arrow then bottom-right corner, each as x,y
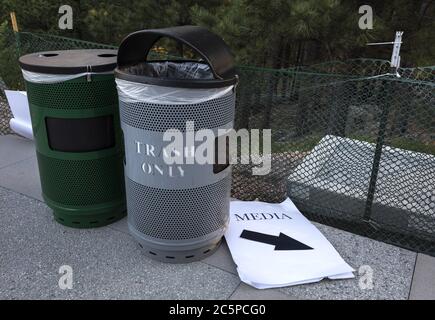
0,77 -> 13,135
234,63 -> 434,255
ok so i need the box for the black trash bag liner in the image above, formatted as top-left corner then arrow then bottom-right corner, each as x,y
123,61 -> 215,80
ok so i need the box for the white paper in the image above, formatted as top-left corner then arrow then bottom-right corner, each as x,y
225,198 -> 355,289
5,90 -> 33,140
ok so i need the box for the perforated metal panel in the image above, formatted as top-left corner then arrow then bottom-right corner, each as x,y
120,93 -> 235,131
26,77 -> 118,109
37,152 -> 125,206
126,175 -> 230,240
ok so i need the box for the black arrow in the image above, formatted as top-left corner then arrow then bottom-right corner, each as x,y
240,229 -> 313,251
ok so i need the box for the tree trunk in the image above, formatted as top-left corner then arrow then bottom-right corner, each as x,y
262,37 -> 284,128
418,0 -> 434,28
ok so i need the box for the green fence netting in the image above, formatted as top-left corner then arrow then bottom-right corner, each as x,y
1,31 -> 434,256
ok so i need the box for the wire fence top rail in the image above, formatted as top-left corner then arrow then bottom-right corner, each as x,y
13,32 -> 435,79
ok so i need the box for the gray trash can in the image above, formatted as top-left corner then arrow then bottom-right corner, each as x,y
115,26 -> 238,262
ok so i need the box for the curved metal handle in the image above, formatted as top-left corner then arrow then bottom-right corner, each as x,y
117,25 -> 236,80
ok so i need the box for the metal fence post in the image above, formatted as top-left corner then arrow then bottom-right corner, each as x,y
363,77 -> 391,222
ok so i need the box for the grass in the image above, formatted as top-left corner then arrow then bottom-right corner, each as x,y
388,137 -> 435,155
272,135 -> 322,153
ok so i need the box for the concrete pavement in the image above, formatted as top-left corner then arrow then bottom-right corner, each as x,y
0,134 -> 433,300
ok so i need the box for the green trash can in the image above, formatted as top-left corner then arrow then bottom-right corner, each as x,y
19,49 -> 126,228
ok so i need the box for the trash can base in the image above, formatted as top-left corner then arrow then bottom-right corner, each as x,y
129,222 -> 225,263
45,195 -> 126,228
52,207 -> 126,228
137,238 -> 222,263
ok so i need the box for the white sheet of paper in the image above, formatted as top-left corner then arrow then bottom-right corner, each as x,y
5,90 -> 33,140
225,198 -> 355,289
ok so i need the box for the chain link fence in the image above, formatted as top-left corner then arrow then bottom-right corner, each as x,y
0,74 -> 13,135
0,28 -> 16,135
233,62 -> 434,256
1,32 -> 434,255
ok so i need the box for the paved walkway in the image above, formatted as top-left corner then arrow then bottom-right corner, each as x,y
0,134 -> 434,299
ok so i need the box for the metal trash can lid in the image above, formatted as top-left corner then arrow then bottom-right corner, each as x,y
115,25 -> 237,88
19,49 -> 117,74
